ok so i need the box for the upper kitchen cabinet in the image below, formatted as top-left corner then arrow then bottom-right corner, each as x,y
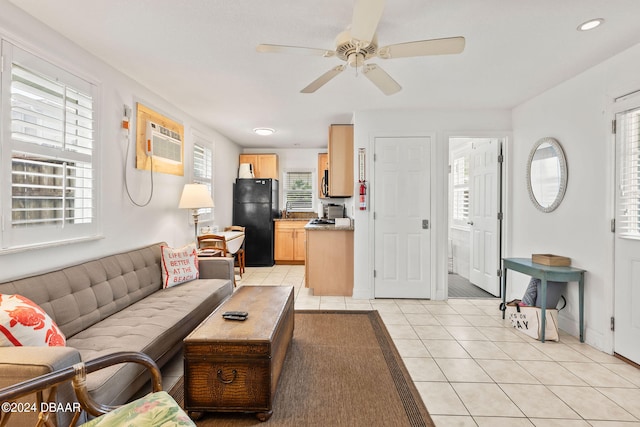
328,124 -> 353,197
239,154 -> 279,180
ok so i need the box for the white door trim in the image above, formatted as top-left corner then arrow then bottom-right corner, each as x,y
443,131 -> 511,300
611,91 -> 640,361
367,131 -> 438,299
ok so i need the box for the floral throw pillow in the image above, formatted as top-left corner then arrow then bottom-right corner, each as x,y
160,243 -> 200,288
0,294 -> 66,347
80,391 -> 195,426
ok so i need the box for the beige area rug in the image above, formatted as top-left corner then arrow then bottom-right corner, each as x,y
170,310 -> 434,427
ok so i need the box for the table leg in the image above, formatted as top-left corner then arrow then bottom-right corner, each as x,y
579,274 -> 585,342
540,276 -> 547,343
502,268 -> 507,319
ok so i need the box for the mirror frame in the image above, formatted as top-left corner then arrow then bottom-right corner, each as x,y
526,137 -> 568,213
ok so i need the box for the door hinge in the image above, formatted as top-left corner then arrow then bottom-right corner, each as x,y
0,55 -> 3,73
497,269 -> 503,277
373,212 -> 376,220
611,218 -> 615,233
373,153 -> 377,161
612,119 -> 617,134
373,270 -> 377,278
497,154 -> 504,163
497,212 -> 503,221
611,316 -> 615,331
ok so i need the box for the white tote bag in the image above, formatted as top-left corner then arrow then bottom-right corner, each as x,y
505,301 -> 560,342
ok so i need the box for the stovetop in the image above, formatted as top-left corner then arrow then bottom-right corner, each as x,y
308,218 -> 335,225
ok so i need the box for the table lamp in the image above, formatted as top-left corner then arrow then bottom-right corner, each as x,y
178,184 -> 214,245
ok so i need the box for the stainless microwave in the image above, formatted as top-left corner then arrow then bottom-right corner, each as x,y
321,169 -> 329,197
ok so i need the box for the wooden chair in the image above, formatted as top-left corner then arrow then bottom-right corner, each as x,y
197,234 -> 229,253
224,226 -> 246,277
198,234 -> 236,286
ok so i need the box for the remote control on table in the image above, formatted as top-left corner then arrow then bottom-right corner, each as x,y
222,314 -> 248,321
222,311 -> 248,317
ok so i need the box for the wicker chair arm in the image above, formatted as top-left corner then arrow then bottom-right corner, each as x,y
0,351 -> 162,419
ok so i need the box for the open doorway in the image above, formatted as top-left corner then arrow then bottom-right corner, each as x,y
448,137 -> 503,298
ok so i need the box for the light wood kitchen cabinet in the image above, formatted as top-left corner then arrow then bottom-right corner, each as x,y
275,221 -> 306,264
328,124 -> 353,197
293,228 -> 306,260
305,228 -> 353,296
318,153 -> 328,199
239,153 -> 279,180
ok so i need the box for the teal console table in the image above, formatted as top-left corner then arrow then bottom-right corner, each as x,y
502,258 -> 586,343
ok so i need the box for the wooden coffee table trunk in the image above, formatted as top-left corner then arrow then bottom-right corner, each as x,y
184,286 -> 294,421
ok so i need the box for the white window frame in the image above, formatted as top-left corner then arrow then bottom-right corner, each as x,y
451,151 -> 470,229
283,169 -> 314,212
192,133 -> 214,223
1,40 -> 100,251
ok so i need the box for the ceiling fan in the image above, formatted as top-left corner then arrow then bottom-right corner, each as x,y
256,0 -> 465,95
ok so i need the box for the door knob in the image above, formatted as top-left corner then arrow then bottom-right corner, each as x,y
467,221 -> 474,226
422,220 -> 429,229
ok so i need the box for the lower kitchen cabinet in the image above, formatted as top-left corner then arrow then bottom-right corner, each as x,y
274,221 -> 306,264
305,228 -> 353,296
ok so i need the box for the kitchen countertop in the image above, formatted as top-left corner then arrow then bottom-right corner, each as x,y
273,218 -> 311,222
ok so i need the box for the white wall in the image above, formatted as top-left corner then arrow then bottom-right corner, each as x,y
0,2 -> 241,281
510,42 -> 640,353
352,110 -> 512,300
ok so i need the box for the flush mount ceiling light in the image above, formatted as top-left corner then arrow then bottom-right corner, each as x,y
253,128 -> 275,136
577,18 -> 604,31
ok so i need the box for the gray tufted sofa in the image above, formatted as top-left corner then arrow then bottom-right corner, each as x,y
0,242 -> 234,426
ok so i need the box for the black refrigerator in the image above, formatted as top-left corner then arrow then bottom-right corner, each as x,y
233,179 -> 279,267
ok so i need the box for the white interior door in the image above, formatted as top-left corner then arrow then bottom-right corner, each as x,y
468,139 -> 501,296
374,137 -> 431,299
614,106 -> 640,364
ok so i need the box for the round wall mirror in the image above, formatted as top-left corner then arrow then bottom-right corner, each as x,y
526,137 -> 567,212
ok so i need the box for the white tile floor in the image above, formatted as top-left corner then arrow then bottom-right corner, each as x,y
165,265 -> 640,426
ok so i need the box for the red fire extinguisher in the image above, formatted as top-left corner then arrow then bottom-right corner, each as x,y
359,181 -> 367,210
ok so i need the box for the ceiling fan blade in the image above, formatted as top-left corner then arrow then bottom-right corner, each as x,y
301,65 -> 346,93
351,0 -> 385,47
362,64 -> 401,96
378,37 -> 465,59
257,44 -> 336,57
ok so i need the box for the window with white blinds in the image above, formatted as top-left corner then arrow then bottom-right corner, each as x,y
1,41 -> 98,249
284,171 -> 313,211
193,138 -> 214,222
452,155 -> 469,227
617,107 -> 640,238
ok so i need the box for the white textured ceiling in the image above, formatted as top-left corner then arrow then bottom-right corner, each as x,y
9,0 -> 640,148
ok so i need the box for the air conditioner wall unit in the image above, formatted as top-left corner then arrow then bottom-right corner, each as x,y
145,121 -> 182,164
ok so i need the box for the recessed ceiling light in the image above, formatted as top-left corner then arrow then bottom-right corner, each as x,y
253,127 -> 275,136
577,18 -> 604,31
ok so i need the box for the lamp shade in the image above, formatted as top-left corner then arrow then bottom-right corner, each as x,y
178,184 -> 214,209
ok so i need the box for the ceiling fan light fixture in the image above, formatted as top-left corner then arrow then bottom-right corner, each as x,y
257,0 -> 463,95
253,127 -> 275,136
347,52 -> 365,68
577,18 -> 604,31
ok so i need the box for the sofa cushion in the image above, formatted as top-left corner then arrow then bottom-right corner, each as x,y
0,294 -> 65,347
66,277 -> 232,406
160,243 -> 199,288
0,244 -> 164,338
